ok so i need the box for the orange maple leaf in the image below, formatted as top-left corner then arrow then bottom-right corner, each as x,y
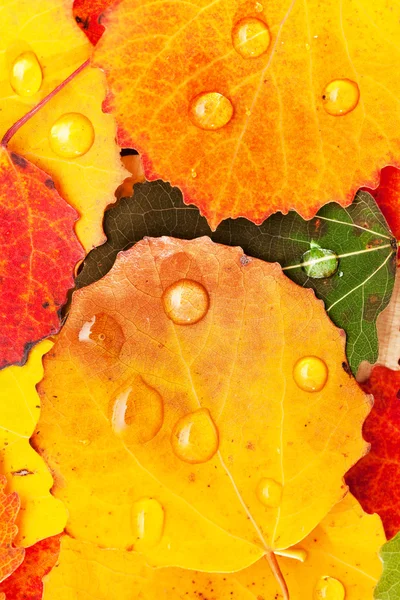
95,0 -> 400,228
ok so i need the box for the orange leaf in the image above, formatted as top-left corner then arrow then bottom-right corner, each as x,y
34,237 -> 370,587
0,535 -> 60,600
0,148 -> 83,368
0,476 -> 24,585
94,1 -> 400,227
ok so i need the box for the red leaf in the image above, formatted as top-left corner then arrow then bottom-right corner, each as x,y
346,366 -> 400,539
365,166 -> 400,242
73,0 -> 118,45
0,535 -> 60,600
0,148 -> 83,369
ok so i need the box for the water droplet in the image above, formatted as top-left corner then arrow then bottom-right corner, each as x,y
79,313 -> 125,357
245,108 -> 252,116
10,51 -> 42,97
293,356 -> 328,392
111,379 -> 164,444
131,498 -> 164,550
189,92 -> 233,130
314,576 -> 345,600
322,79 -> 360,116
49,112 -> 95,158
162,279 -> 209,325
232,17 -> 271,59
191,168 -> 197,178
79,439 -> 91,446
256,478 -> 282,507
305,43 -> 310,50
171,408 -> 219,464
255,2 -> 263,12
302,245 -> 338,278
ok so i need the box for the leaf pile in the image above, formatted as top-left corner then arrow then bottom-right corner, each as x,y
0,0 -> 399,597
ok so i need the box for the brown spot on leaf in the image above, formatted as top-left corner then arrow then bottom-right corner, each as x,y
11,153 -> 27,169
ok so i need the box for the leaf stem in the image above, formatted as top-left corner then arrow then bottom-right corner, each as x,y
265,551 -> 289,600
1,59 -> 90,147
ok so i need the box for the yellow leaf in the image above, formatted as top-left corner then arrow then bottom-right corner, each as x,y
42,493 -> 384,599
35,237 -> 370,580
0,340 -> 67,547
0,0 -> 126,251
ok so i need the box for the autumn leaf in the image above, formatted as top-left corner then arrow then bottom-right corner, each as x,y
375,271 -> 400,373
346,365 -> 400,540
95,0 -> 400,228
0,476 -> 24,585
76,183 -> 397,375
366,167 -> 400,243
42,494 -> 384,599
73,0 -> 117,45
0,0 -> 126,252
35,236 -> 371,594
0,535 -> 60,600
0,340 -> 66,545
0,150 -> 83,368
374,532 -> 400,600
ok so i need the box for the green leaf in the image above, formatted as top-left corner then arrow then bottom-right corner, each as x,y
76,183 -> 397,375
375,532 -> 400,599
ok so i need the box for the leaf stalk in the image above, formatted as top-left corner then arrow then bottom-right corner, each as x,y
1,59 -> 90,147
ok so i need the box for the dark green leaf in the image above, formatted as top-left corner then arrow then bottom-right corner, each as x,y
76,183 -> 397,375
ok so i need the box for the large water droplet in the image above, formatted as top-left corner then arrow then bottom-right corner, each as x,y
10,51 -> 43,97
314,576 -> 345,599
232,17 -> 271,59
162,279 -> 209,325
49,113 -> 95,158
171,408 -> 219,464
256,478 -> 282,507
302,246 -> 338,278
78,313 -> 125,357
131,498 -> 164,550
322,79 -> 360,116
189,92 -> 233,130
293,356 -> 328,392
111,378 -> 164,444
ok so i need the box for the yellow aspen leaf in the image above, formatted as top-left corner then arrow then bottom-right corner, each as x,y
42,494 -> 384,599
0,341 -> 67,548
0,476 -> 24,585
0,0 -> 126,251
95,0 -> 400,228
35,237 -> 370,586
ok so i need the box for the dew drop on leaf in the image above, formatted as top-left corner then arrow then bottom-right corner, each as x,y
49,112 -> 95,158
171,408 -> 219,464
188,92 -> 234,130
293,357 -> 328,392
110,380 -> 164,444
322,79 -> 360,116
162,279 -> 209,325
131,498 -> 164,550
314,575 -> 345,599
10,51 -> 42,97
256,478 -> 282,507
232,17 -> 271,59
302,246 -> 339,278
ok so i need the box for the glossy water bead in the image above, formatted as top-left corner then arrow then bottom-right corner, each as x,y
10,51 -> 42,97
49,113 -> 95,158
322,79 -> 360,116
189,92 -> 234,130
171,408 -> 219,464
232,17 -> 271,59
293,356 -> 328,392
131,498 -> 164,550
314,576 -> 345,600
162,279 -> 209,325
